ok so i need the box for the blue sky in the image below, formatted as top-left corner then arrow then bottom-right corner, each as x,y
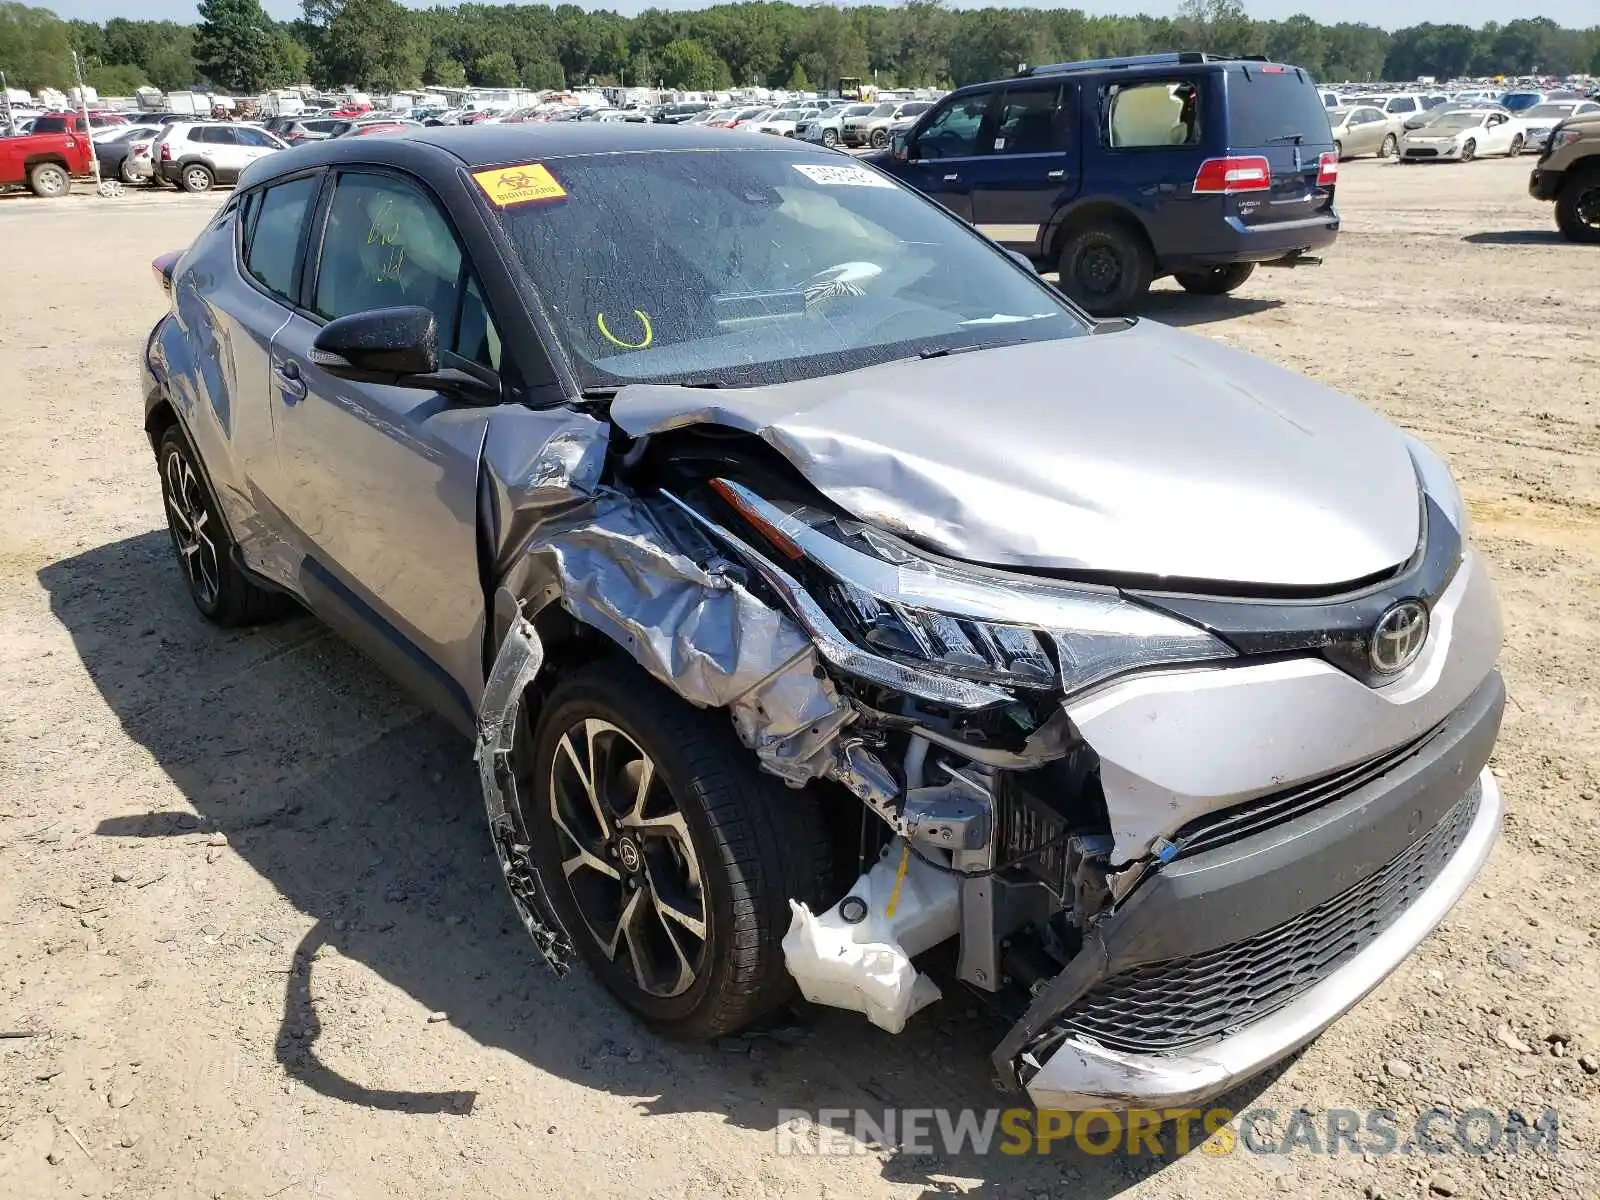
41,0 -> 1598,34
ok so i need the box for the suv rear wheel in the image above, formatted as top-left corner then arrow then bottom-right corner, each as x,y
180,162 -> 214,193
1057,221 -> 1153,316
1555,165 -> 1600,244
524,661 -> 831,1039
1174,262 -> 1257,296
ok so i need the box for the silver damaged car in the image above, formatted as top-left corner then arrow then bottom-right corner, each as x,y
141,124 -> 1503,1111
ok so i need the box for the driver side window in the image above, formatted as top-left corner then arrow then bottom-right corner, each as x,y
913,91 -> 991,159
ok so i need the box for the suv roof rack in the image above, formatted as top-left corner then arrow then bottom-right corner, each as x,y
1021,52 -> 1267,77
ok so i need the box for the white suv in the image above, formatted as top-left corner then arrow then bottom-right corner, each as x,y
154,122 -> 288,193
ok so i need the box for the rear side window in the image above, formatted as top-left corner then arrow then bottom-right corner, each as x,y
914,92 -> 991,158
31,115 -> 69,133
1107,80 -> 1200,148
994,84 -> 1071,154
1224,70 -> 1334,147
243,175 -> 318,302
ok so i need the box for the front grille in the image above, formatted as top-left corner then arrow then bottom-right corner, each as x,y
1054,790 -> 1478,1054
1171,724 -> 1445,859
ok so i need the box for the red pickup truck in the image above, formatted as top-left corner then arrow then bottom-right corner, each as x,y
0,129 -> 96,197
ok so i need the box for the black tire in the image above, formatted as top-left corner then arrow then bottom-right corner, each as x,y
27,162 -> 69,198
1333,140 -> 1343,160
1460,139 -> 1476,163
1173,262 -> 1257,296
1380,133 -> 1398,158
1555,169 -> 1600,244
179,162 -> 214,193
821,128 -> 838,148
119,157 -> 141,185
1056,220 -> 1153,316
1508,134 -> 1524,156
869,127 -> 889,148
525,660 -> 831,1040
156,424 -> 289,626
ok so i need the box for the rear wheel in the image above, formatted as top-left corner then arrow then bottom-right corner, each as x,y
524,661 -> 830,1039
180,162 -> 214,193
119,157 -> 141,185
1056,221 -> 1153,316
27,162 -> 69,198
156,424 -> 289,626
1380,133 -> 1398,158
1508,134 -> 1525,156
1174,262 -> 1257,296
1333,140 -> 1343,160
1555,168 -> 1600,244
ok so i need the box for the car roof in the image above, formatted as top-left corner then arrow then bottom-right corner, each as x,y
239,122 -> 847,189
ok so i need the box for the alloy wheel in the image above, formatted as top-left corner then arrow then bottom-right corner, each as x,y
548,718 -> 707,998
163,449 -> 220,608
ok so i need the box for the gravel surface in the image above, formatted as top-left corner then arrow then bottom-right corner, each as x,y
1,156 -> 1596,1199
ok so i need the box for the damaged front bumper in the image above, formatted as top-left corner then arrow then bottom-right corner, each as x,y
1004,671 -> 1504,1110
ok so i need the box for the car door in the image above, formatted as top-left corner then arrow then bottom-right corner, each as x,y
1482,112 -> 1511,153
266,167 -> 505,728
898,88 -> 997,222
235,125 -> 283,165
197,126 -> 249,180
1351,108 -> 1384,154
967,82 -> 1080,253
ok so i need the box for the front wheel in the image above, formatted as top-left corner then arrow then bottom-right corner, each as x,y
1056,221 -> 1153,316
523,661 -> 830,1039
1380,133 -> 1398,158
1174,262 -> 1256,296
869,128 -> 888,148
27,162 -> 69,198
1460,139 -> 1476,163
821,128 -> 838,148
1555,169 -> 1600,244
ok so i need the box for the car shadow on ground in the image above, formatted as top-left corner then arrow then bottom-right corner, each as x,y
1133,291 -> 1285,328
1460,230 -> 1569,246
44,531 -> 1280,1197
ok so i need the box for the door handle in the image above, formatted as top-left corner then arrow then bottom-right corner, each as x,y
273,359 -> 307,404
1047,169 -> 1065,179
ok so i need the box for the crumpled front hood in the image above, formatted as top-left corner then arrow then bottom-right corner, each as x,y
610,321 -> 1422,590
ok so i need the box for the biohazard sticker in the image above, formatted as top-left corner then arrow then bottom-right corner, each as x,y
791,163 -> 895,189
473,163 -> 568,206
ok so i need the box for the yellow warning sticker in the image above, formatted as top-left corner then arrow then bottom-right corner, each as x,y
473,163 -> 567,207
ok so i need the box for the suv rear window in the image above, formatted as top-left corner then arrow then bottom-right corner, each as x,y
1224,69 -> 1333,147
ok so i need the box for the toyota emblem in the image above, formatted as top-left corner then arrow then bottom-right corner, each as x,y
1370,600 -> 1429,674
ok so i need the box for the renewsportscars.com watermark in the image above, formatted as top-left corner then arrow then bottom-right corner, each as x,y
776,1106 -> 1561,1158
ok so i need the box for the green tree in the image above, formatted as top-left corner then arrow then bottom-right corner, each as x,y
520,56 -> 565,90
473,49 -> 517,86
786,61 -> 809,91
658,37 -> 727,91
314,0 -> 423,90
424,47 -> 465,87
194,0 -> 279,92
85,62 -> 147,93
1177,0 -> 1261,58
0,2 -> 75,90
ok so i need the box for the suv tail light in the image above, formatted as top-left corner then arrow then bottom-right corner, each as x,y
159,140 -> 173,162
1316,152 -> 1338,186
1192,155 -> 1272,194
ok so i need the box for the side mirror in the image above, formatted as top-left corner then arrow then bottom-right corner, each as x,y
1005,249 -> 1036,272
311,305 -> 438,378
310,305 -> 500,404
891,130 -> 910,161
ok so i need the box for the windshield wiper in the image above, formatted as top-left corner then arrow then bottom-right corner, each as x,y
918,340 -> 1009,360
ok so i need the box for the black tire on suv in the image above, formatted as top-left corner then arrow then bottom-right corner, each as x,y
525,660 -> 832,1040
1174,262 -> 1257,296
1057,221 -> 1153,316
1555,165 -> 1600,244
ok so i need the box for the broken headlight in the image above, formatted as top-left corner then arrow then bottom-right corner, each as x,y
709,479 -> 1234,697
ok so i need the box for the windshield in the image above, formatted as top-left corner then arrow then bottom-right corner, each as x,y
492,150 -> 1086,390
1525,104 -> 1574,119
769,109 -> 804,121
867,103 -> 896,118
1428,113 -> 1480,131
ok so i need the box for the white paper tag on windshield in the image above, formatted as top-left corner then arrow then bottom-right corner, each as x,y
792,163 -> 895,189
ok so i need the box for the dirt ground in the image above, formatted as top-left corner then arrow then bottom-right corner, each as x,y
1,155 -> 1596,1200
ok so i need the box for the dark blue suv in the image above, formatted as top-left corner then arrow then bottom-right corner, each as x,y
868,52 -> 1340,315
